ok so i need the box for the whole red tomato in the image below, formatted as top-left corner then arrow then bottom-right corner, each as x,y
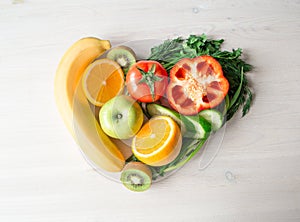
167,55 -> 229,115
126,61 -> 168,103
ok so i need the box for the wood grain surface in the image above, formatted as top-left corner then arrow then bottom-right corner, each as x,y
0,0 -> 299,221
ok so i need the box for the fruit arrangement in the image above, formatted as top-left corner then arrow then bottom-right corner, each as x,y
54,34 -> 253,192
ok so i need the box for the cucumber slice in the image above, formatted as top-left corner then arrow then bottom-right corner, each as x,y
146,103 -> 211,139
198,109 -> 223,131
146,103 -> 183,128
182,115 -> 211,139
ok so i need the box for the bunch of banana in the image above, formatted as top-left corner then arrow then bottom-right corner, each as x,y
54,37 -> 125,172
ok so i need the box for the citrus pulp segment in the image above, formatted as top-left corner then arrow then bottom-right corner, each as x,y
132,116 -> 182,166
82,58 -> 124,107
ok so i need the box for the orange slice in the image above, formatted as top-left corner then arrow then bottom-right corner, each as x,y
132,116 -> 182,166
82,58 -> 124,106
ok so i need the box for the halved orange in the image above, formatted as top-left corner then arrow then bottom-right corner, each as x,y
132,116 -> 182,166
82,58 -> 124,106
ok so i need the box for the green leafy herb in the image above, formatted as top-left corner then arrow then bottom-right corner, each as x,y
186,34 -> 224,55
242,87 -> 253,116
148,37 -> 197,71
228,67 -> 244,110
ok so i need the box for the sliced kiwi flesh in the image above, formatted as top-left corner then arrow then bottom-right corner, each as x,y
120,162 -> 152,192
106,46 -> 136,73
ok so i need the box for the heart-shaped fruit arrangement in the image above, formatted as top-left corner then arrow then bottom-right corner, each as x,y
55,35 -> 253,192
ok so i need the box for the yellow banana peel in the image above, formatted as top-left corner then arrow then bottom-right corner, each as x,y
54,37 -> 125,172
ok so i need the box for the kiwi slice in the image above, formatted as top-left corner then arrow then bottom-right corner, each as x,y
120,162 -> 152,192
106,46 -> 136,73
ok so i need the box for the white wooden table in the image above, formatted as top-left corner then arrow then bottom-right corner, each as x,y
1,0 -> 299,221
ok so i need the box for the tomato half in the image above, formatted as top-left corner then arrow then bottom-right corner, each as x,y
126,61 -> 168,103
167,55 -> 229,115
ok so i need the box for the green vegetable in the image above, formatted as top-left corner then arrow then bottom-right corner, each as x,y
148,37 -> 197,71
146,103 -> 183,127
198,109 -> 223,131
181,115 -> 211,139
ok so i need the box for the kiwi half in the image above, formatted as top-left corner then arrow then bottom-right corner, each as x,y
106,46 -> 136,73
120,162 -> 152,192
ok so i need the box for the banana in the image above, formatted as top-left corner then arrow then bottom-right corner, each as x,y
54,37 -> 111,136
72,79 -> 125,172
54,37 -> 125,172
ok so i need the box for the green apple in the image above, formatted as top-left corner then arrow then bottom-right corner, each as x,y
99,95 -> 144,139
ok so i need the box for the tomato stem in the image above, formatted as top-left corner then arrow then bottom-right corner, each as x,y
137,64 -> 163,101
